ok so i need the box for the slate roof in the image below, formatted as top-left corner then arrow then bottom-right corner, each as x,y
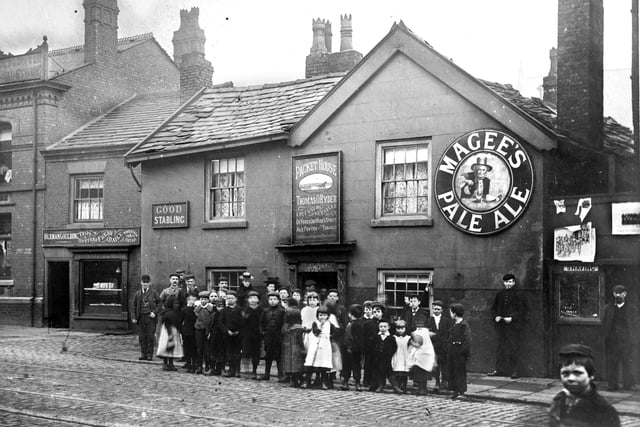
47,91 -> 180,153
126,74 -> 343,157
481,80 -> 634,156
48,33 -> 154,78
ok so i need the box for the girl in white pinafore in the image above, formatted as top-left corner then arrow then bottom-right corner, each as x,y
303,305 -> 334,389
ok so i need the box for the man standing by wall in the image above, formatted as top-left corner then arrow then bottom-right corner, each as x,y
490,273 -> 527,379
603,284 -> 639,391
131,274 -> 160,360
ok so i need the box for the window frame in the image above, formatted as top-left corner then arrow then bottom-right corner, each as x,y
0,121 -> 13,203
377,269 -> 433,310
71,174 -> 104,223
205,156 -> 246,223
0,212 -> 11,279
206,267 -> 247,292
374,138 -> 432,223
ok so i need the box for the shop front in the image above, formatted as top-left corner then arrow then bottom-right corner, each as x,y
43,227 -> 140,330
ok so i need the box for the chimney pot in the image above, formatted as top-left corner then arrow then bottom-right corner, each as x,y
340,14 -> 353,51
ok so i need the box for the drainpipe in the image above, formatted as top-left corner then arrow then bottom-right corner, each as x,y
31,89 -> 38,327
632,0 -> 639,189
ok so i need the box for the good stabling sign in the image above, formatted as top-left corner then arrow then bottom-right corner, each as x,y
435,129 -> 534,235
293,152 -> 341,243
152,202 -> 189,228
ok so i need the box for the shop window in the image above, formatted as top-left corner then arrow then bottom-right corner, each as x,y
73,175 -> 104,222
0,122 -> 13,203
378,269 -> 432,309
375,140 -> 431,220
81,259 -> 123,315
207,157 -> 245,220
0,213 -> 10,279
557,266 -> 603,323
206,268 -> 246,291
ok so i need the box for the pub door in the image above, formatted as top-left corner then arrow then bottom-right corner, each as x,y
299,272 -> 337,300
47,261 -> 70,328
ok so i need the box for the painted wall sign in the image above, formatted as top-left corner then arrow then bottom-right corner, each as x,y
152,202 -> 189,229
435,129 -> 534,235
292,152 -> 341,243
611,202 -> 640,235
0,51 -> 45,84
43,228 -> 140,247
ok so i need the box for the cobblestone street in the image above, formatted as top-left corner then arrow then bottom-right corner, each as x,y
0,327 -> 637,426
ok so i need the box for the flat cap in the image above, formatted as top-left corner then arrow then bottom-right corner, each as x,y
613,285 -> 627,293
558,344 -> 594,359
198,291 -> 210,298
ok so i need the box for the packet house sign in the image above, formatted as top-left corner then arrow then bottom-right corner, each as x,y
435,129 -> 534,235
292,152 -> 341,243
43,228 -> 140,247
152,202 -> 189,229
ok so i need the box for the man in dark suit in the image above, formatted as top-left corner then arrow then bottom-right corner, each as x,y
490,273 -> 528,379
131,274 -> 160,360
428,300 -> 451,392
403,294 -> 430,333
603,284 -> 639,391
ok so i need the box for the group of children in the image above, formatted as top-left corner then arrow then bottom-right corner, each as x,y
153,277 -> 472,398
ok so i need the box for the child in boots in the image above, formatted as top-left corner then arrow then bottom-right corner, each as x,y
241,290 -> 263,379
369,318 -> 397,392
206,299 -> 225,376
280,299 -> 306,387
363,301 -> 384,388
342,304 -> 365,391
391,319 -> 412,393
447,303 -> 471,400
181,293 -> 197,373
259,291 -> 285,380
303,305 -> 335,389
194,290 -> 214,374
220,290 -> 243,377
156,295 -> 184,371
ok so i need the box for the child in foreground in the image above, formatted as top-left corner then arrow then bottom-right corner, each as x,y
447,303 -> 471,399
549,344 -> 620,427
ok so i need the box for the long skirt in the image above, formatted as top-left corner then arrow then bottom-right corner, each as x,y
156,325 -> 184,358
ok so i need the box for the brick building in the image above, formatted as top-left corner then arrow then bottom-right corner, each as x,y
125,2 -> 637,377
0,0 -> 180,327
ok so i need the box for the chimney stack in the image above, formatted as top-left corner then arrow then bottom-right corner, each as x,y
83,0 -> 119,64
340,14 -> 353,51
305,15 -> 363,78
556,0 -> 603,149
542,47 -> 557,107
172,7 -> 213,101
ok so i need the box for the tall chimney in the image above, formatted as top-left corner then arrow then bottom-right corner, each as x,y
340,14 -> 353,51
172,7 -> 213,101
542,47 -> 557,107
306,18 -> 331,78
83,0 -> 119,64
310,18 -> 329,54
556,0 -> 603,149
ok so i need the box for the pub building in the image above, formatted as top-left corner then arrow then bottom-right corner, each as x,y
126,2 -> 638,378
0,0 -> 180,326
38,5 -> 213,330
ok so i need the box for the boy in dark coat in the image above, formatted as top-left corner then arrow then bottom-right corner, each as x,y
241,290 -> 263,379
259,291 -> 286,380
194,290 -> 214,374
447,303 -> 471,399
206,299 -> 225,376
131,274 -> 160,361
180,293 -> 198,372
403,293 -> 430,333
427,299 -> 451,392
363,301 -> 384,388
369,318 -> 397,392
219,290 -> 243,377
549,344 -> 620,427
342,304 -> 365,391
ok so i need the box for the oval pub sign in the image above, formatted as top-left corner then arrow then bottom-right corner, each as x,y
435,129 -> 534,235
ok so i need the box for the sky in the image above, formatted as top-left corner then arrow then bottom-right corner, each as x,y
0,0 -> 635,127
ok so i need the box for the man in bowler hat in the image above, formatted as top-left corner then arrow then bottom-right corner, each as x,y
490,273 -> 528,379
603,284 -> 639,391
132,274 -> 160,360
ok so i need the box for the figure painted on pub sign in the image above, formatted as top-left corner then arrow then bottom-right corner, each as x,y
457,155 -> 506,209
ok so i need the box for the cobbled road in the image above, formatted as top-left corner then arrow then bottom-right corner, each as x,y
0,332 -> 637,426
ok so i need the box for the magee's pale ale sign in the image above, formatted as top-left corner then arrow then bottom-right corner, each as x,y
435,130 -> 534,235
292,152 -> 341,243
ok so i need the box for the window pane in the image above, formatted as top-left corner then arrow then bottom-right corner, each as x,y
394,164 -> 405,180
220,159 -> 228,173
396,181 -> 406,197
417,147 -> 429,162
383,165 -> 393,181
406,147 -> 417,163
384,198 -> 395,214
394,148 -> 405,164
418,180 -> 429,196
236,172 -> 244,186
212,160 -> 219,174
407,195 -> 417,213
208,157 -> 245,220
417,197 -> 428,213
237,158 -> 244,172
384,149 -> 394,165
416,162 -> 428,179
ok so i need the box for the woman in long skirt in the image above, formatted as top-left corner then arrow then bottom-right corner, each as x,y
157,295 -> 184,371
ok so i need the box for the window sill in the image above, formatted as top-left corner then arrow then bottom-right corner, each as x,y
0,201 -> 15,206
202,220 -> 248,230
0,279 -> 14,288
65,223 -> 104,229
370,217 -> 433,228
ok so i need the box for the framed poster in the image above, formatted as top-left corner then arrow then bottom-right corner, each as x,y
611,202 -> 640,235
292,152 -> 341,244
557,265 -> 602,323
554,222 -> 596,263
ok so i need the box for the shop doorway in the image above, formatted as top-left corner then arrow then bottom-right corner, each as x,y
47,261 -> 70,328
299,271 -> 337,301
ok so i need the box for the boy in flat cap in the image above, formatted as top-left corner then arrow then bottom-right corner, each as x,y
549,344 -> 620,427
603,284 -> 639,391
448,303 -> 471,400
194,291 -> 214,374
241,290 -> 263,379
219,290 -> 243,377
259,291 -> 286,380
428,300 -> 451,392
